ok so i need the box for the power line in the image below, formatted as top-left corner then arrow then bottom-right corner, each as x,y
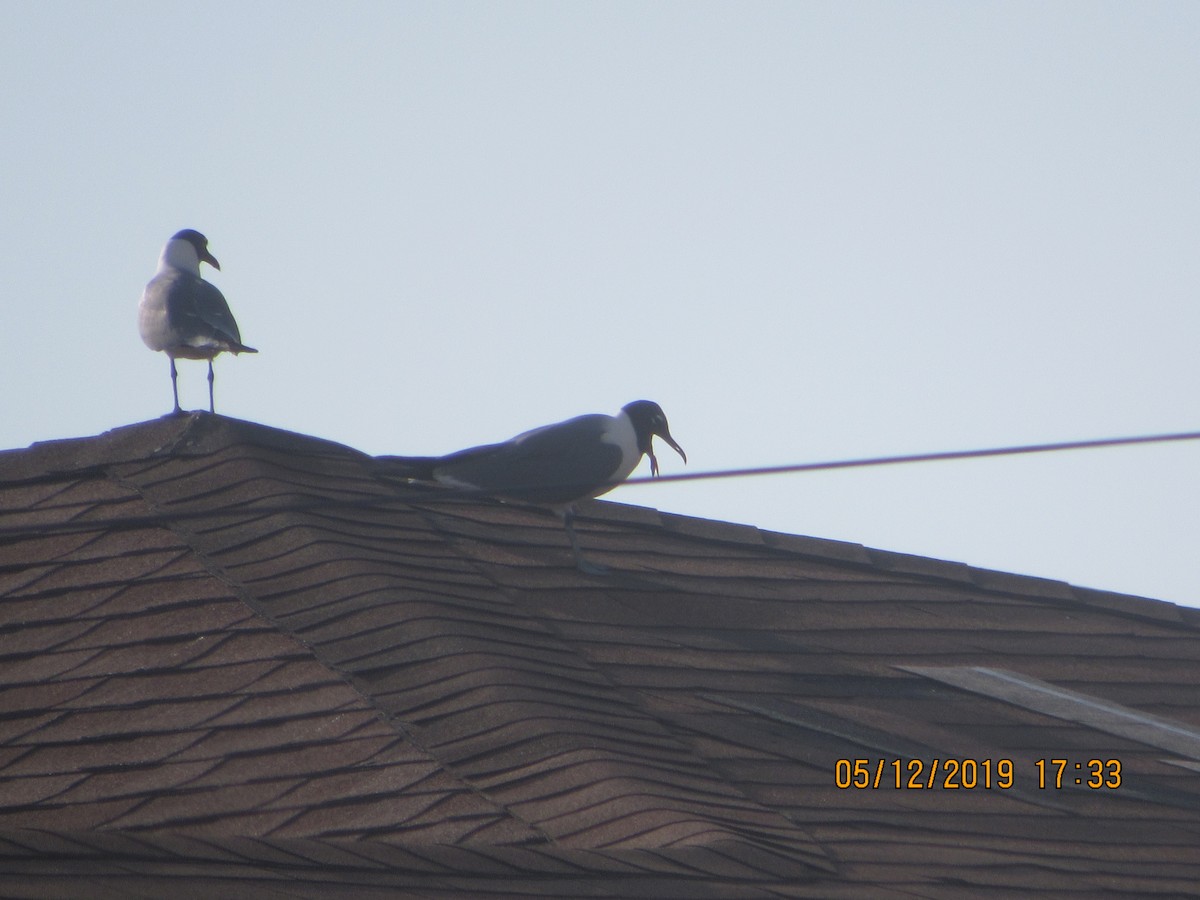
0,428 -> 1196,539
616,428 -> 1200,488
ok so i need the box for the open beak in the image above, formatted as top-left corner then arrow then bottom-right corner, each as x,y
658,429 -> 686,465
647,428 -> 687,477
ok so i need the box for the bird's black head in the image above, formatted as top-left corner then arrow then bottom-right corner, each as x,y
170,228 -> 220,270
622,400 -> 687,477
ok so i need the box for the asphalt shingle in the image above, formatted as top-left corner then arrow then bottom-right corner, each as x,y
0,413 -> 1197,896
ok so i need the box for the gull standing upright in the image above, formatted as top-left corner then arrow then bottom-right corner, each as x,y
139,229 -> 257,415
384,401 -> 687,573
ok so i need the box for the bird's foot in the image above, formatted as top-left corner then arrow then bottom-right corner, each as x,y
564,506 -> 610,575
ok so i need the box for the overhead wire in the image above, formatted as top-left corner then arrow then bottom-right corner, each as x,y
616,428 -> 1200,488
0,428 -> 1197,539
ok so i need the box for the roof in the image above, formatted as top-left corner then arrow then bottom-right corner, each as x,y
1,413 -> 1198,898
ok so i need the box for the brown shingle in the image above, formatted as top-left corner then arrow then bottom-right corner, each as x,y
0,413 -> 1196,895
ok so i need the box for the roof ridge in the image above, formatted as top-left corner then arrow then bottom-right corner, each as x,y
94,453 -> 555,844
89,440 -> 832,861
4,415 -> 1193,625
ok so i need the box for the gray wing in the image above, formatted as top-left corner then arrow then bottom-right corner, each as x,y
435,414 -> 625,504
172,275 -> 245,346
141,271 -> 250,352
194,279 -> 244,345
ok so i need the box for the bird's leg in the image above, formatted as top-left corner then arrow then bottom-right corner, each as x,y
168,357 -> 183,416
563,506 -> 609,576
207,360 -> 216,414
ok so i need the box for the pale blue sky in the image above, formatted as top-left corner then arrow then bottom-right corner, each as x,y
3,2 -> 1198,605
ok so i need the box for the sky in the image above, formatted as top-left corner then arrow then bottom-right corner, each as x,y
2,2 -> 1198,606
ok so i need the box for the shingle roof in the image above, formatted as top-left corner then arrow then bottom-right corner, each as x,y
1,414 -> 1198,898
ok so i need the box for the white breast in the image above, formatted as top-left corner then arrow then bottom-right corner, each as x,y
602,411 -> 643,484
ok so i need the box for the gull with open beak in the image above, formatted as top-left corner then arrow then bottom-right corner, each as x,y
388,400 -> 687,573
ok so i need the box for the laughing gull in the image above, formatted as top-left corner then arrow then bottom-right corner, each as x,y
390,401 -> 686,573
139,229 -> 257,415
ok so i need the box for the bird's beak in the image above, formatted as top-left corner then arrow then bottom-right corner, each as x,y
646,428 -> 686,477
203,250 -> 221,271
657,428 -> 687,465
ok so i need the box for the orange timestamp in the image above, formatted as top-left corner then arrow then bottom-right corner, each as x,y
835,758 -> 1015,789
834,758 -> 1124,790
1034,758 -> 1122,789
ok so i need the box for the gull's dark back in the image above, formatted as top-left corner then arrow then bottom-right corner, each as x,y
146,270 -> 246,353
434,413 -> 623,505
